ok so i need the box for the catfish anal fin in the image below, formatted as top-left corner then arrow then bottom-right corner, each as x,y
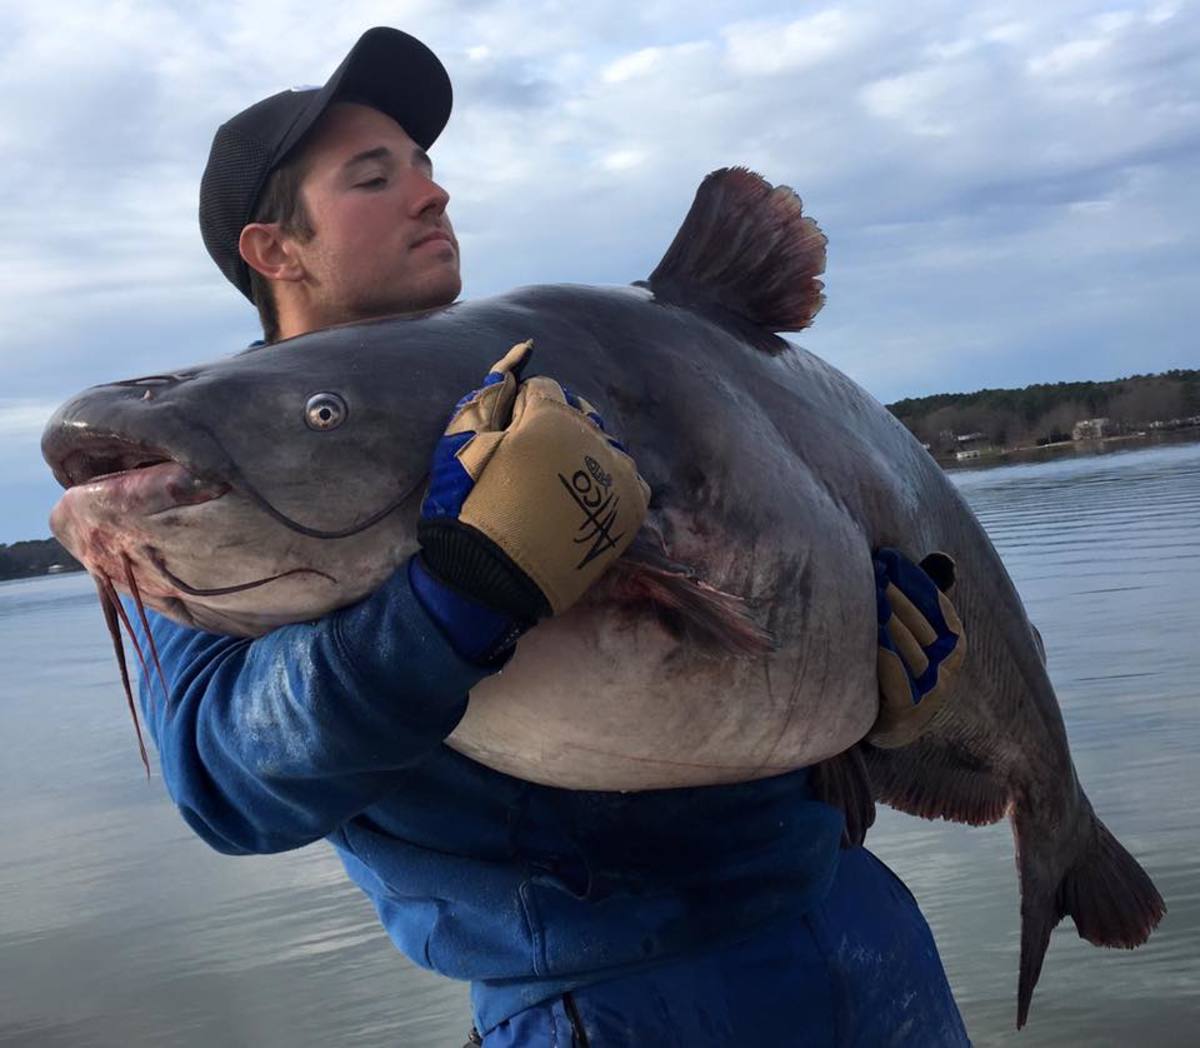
862,732 -> 1010,827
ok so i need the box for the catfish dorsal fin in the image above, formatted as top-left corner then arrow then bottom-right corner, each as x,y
645,167 -> 827,336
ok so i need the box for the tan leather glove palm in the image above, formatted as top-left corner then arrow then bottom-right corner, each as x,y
419,340 -> 651,620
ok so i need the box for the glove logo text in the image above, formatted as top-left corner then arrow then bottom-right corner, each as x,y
585,455 -> 613,491
559,456 -> 623,570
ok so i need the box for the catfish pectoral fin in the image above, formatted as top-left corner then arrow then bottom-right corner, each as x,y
601,536 -> 774,657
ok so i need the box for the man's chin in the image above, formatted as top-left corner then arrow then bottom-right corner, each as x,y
409,269 -> 463,312
356,276 -> 461,321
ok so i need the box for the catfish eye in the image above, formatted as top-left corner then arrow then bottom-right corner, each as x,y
305,392 -> 348,431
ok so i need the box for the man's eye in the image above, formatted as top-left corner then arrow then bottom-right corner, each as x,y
357,177 -> 387,189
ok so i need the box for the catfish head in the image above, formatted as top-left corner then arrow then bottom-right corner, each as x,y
41,317 -> 482,636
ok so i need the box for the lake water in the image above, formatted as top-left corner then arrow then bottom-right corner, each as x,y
2,441 -> 1197,1047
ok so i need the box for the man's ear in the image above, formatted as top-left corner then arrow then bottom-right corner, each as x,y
239,223 -> 304,283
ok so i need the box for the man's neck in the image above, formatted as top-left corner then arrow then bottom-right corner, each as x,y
275,304 -> 329,342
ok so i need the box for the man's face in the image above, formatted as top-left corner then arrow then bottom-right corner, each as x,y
289,102 -> 461,325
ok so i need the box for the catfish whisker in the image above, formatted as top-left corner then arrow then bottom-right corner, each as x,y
93,572 -> 150,777
122,553 -> 167,702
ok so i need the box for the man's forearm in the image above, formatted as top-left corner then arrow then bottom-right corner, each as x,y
125,567 -> 491,855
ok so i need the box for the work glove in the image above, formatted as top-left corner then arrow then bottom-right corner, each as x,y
411,340 -> 651,665
866,548 -> 966,748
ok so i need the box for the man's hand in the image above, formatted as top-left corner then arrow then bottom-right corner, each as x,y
867,548 -> 966,748
411,340 -> 650,665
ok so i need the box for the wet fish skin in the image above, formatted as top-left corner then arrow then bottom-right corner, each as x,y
42,168 -> 1164,1027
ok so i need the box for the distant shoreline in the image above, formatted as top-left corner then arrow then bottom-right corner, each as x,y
0,537 -> 83,583
941,426 -> 1200,470
890,368 -> 1200,467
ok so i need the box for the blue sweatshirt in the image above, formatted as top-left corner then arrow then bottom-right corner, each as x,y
124,568 -> 845,1032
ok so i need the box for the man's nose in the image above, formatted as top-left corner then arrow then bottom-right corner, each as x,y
410,173 -> 450,216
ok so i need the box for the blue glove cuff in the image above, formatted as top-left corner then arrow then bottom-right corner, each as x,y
408,556 -> 525,668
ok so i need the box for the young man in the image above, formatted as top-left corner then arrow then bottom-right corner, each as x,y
132,27 -> 970,1046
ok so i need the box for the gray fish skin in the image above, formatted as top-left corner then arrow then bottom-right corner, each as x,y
42,169 -> 1163,1028
45,283 -> 889,787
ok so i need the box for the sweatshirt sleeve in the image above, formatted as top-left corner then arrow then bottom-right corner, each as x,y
123,566 -> 492,856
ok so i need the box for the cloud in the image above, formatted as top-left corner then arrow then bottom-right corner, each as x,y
861,67 -> 963,137
1,0 -> 1199,541
723,8 -> 869,76
0,401 -> 58,439
603,47 -> 669,83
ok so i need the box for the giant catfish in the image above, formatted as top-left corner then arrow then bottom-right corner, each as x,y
43,168 -> 1164,1027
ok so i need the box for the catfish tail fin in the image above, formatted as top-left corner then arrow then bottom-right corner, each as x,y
1015,813 -> 1165,1028
645,167 -> 826,339
1059,818 -> 1165,950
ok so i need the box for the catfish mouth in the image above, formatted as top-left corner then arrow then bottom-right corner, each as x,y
49,432 -> 230,509
52,432 -> 174,488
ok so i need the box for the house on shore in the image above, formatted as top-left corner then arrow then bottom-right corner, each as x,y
1073,417 -> 1113,441
953,431 -> 994,462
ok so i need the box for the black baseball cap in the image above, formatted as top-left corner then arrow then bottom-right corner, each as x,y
199,27 -> 452,302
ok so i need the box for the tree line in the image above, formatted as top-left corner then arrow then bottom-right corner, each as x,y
0,538 -> 83,581
888,369 -> 1200,456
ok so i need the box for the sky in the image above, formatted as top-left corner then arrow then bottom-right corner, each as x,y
1,0 -> 1197,543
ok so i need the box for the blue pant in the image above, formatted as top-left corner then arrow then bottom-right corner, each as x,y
481,847 -> 970,1047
